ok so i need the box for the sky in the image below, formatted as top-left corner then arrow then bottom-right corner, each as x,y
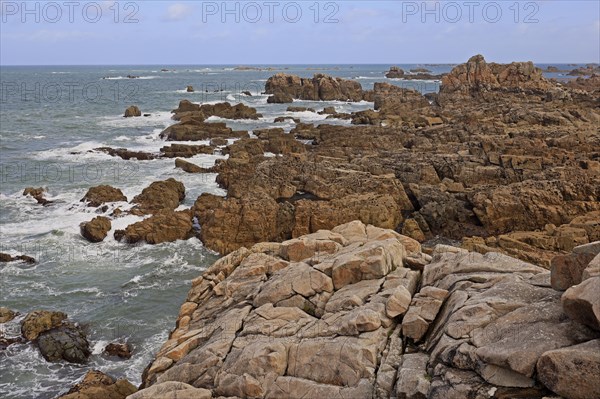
0,0 -> 598,65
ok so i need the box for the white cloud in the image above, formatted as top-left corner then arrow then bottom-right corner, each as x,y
163,3 -> 192,21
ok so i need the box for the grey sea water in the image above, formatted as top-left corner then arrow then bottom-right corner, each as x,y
0,63 -> 582,398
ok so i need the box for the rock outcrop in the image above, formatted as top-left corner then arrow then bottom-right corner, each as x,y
124,106 -> 141,117
385,66 -> 405,78
20,310 -> 91,364
135,222 -> 600,399
94,147 -> 156,161
265,73 -> 364,102
81,185 -> 127,207
0,252 -> 35,264
439,54 -> 553,97
131,178 -> 185,215
115,210 -> 194,244
80,216 -> 111,243
171,100 -> 262,120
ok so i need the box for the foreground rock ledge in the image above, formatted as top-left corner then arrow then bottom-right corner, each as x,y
134,221 -> 600,399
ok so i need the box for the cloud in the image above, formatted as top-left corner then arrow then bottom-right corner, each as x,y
163,3 -> 192,21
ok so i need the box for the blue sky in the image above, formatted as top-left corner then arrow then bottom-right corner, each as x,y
1,1 -> 598,65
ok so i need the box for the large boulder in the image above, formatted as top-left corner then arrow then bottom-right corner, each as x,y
537,340 -> 600,399
81,185 -> 127,207
59,370 -> 137,399
104,342 -> 133,359
80,216 -> 111,243
562,276 -> 600,331
37,324 -> 91,363
131,178 -> 185,215
124,105 -> 141,117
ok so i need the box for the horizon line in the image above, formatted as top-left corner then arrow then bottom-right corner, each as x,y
1,61 -> 598,67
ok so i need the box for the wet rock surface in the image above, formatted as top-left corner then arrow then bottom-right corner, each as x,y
80,216 -> 112,243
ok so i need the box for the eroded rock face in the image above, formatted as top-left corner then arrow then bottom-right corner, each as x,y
135,223 -> 600,398
421,248 -> 598,394
59,370 -> 137,399
137,221 -> 422,398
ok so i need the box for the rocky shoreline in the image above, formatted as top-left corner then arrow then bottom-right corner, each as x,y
2,55 -> 599,398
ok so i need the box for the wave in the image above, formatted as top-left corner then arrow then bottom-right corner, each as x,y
102,76 -> 159,80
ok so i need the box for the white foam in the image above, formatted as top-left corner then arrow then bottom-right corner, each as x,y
102,76 -> 159,80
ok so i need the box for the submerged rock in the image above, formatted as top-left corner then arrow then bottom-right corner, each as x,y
104,341 -> 133,359
0,253 -> 35,264
23,187 -> 52,206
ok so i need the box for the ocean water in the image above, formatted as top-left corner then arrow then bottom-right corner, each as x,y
0,63 -> 584,398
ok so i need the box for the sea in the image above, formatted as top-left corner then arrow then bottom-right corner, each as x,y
0,63 -> 585,398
